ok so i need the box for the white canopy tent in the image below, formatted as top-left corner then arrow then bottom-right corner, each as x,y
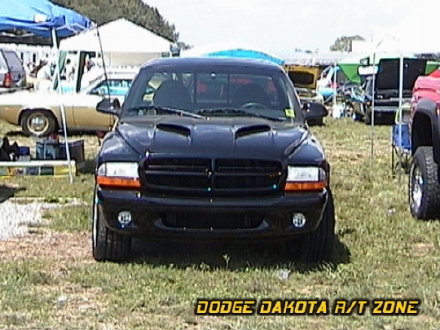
60,18 -> 173,66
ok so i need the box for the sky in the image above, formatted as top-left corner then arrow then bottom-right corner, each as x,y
144,0 -> 440,56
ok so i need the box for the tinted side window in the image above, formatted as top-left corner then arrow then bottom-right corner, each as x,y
3,51 -> 24,73
91,79 -> 132,96
0,52 -> 7,71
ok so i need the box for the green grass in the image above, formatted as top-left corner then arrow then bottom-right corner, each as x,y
44,204 -> 91,232
0,118 -> 439,329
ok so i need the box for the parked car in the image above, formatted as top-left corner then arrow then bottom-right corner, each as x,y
0,48 -> 26,92
0,69 -> 136,136
284,64 -> 326,125
92,57 -> 333,263
284,64 -> 323,103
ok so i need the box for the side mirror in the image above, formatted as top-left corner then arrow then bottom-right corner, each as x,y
303,102 -> 328,121
96,98 -> 121,116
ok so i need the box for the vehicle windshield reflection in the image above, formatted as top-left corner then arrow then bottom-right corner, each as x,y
125,105 -> 205,119
197,108 -> 285,121
122,68 -> 301,121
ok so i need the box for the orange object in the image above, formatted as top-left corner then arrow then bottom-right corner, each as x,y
97,175 -> 140,189
284,181 -> 326,191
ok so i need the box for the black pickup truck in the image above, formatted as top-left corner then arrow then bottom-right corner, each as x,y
93,57 -> 333,263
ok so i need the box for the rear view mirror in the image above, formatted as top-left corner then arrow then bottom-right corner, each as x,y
96,98 -> 121,116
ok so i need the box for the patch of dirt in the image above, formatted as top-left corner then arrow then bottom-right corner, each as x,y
0,229 -> 91,262
407,242 -> 436,257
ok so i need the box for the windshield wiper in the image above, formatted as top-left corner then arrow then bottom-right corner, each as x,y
197,108 -> 285,122
125,105 -> 205,119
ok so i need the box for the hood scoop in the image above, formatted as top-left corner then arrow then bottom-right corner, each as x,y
235,124 -> 271,139
156,123 -> 191,137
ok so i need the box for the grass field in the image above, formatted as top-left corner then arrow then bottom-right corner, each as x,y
0,118 -> 439,330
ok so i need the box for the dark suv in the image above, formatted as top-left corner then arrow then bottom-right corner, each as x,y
93,57 -> 333,263
0,48 -> 26,92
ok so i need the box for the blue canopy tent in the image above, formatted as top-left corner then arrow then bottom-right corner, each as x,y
0,0 -> 91,37
206,48 -> 284,66
0,0 -> 92,182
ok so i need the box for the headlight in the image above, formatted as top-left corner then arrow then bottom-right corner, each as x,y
97,162 -> 140,189
98,162 -> 139,178
287,166 -> 320,182
285,166 -> 326,191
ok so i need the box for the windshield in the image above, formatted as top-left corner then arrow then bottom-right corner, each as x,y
122,65 -> 302,122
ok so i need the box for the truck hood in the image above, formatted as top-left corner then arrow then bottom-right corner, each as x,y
116,116 -> 308,159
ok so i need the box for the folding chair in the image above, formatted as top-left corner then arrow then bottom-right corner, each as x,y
391,121 -> 411,177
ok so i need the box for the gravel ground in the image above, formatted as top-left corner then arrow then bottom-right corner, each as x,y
0,197 -> 82,240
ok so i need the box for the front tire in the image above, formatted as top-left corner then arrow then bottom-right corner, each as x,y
409,147 -> 440,219
92,188 -> 132,261
299,189 -> 335,263
287,189 -> 335,263
21,110 -> 57,137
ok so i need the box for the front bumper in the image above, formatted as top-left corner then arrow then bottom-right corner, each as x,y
96,188 -> 328,238
372,106 -> 398,113
372,98 -> 411,114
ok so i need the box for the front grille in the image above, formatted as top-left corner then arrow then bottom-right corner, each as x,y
162,212 -> 264,229
214,159 -> 281,191
145,157 -> 211,191
142,156 -> 282,196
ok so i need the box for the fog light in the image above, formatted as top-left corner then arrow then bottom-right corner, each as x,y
292,213 -> 306,228
117,211 -> 132,226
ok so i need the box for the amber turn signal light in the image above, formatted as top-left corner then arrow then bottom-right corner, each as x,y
96,176 -> 141,189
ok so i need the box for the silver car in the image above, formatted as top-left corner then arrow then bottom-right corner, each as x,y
0,69 -> 136,136
0,48 -> 26,92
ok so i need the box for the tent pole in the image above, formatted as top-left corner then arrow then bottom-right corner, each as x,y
52,28 -> 73,183
96,26 -> 110,98
332,62 -> 337,115
397,54 -> 404,181
370,52 -> 376,161
398,55 -> 404,118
